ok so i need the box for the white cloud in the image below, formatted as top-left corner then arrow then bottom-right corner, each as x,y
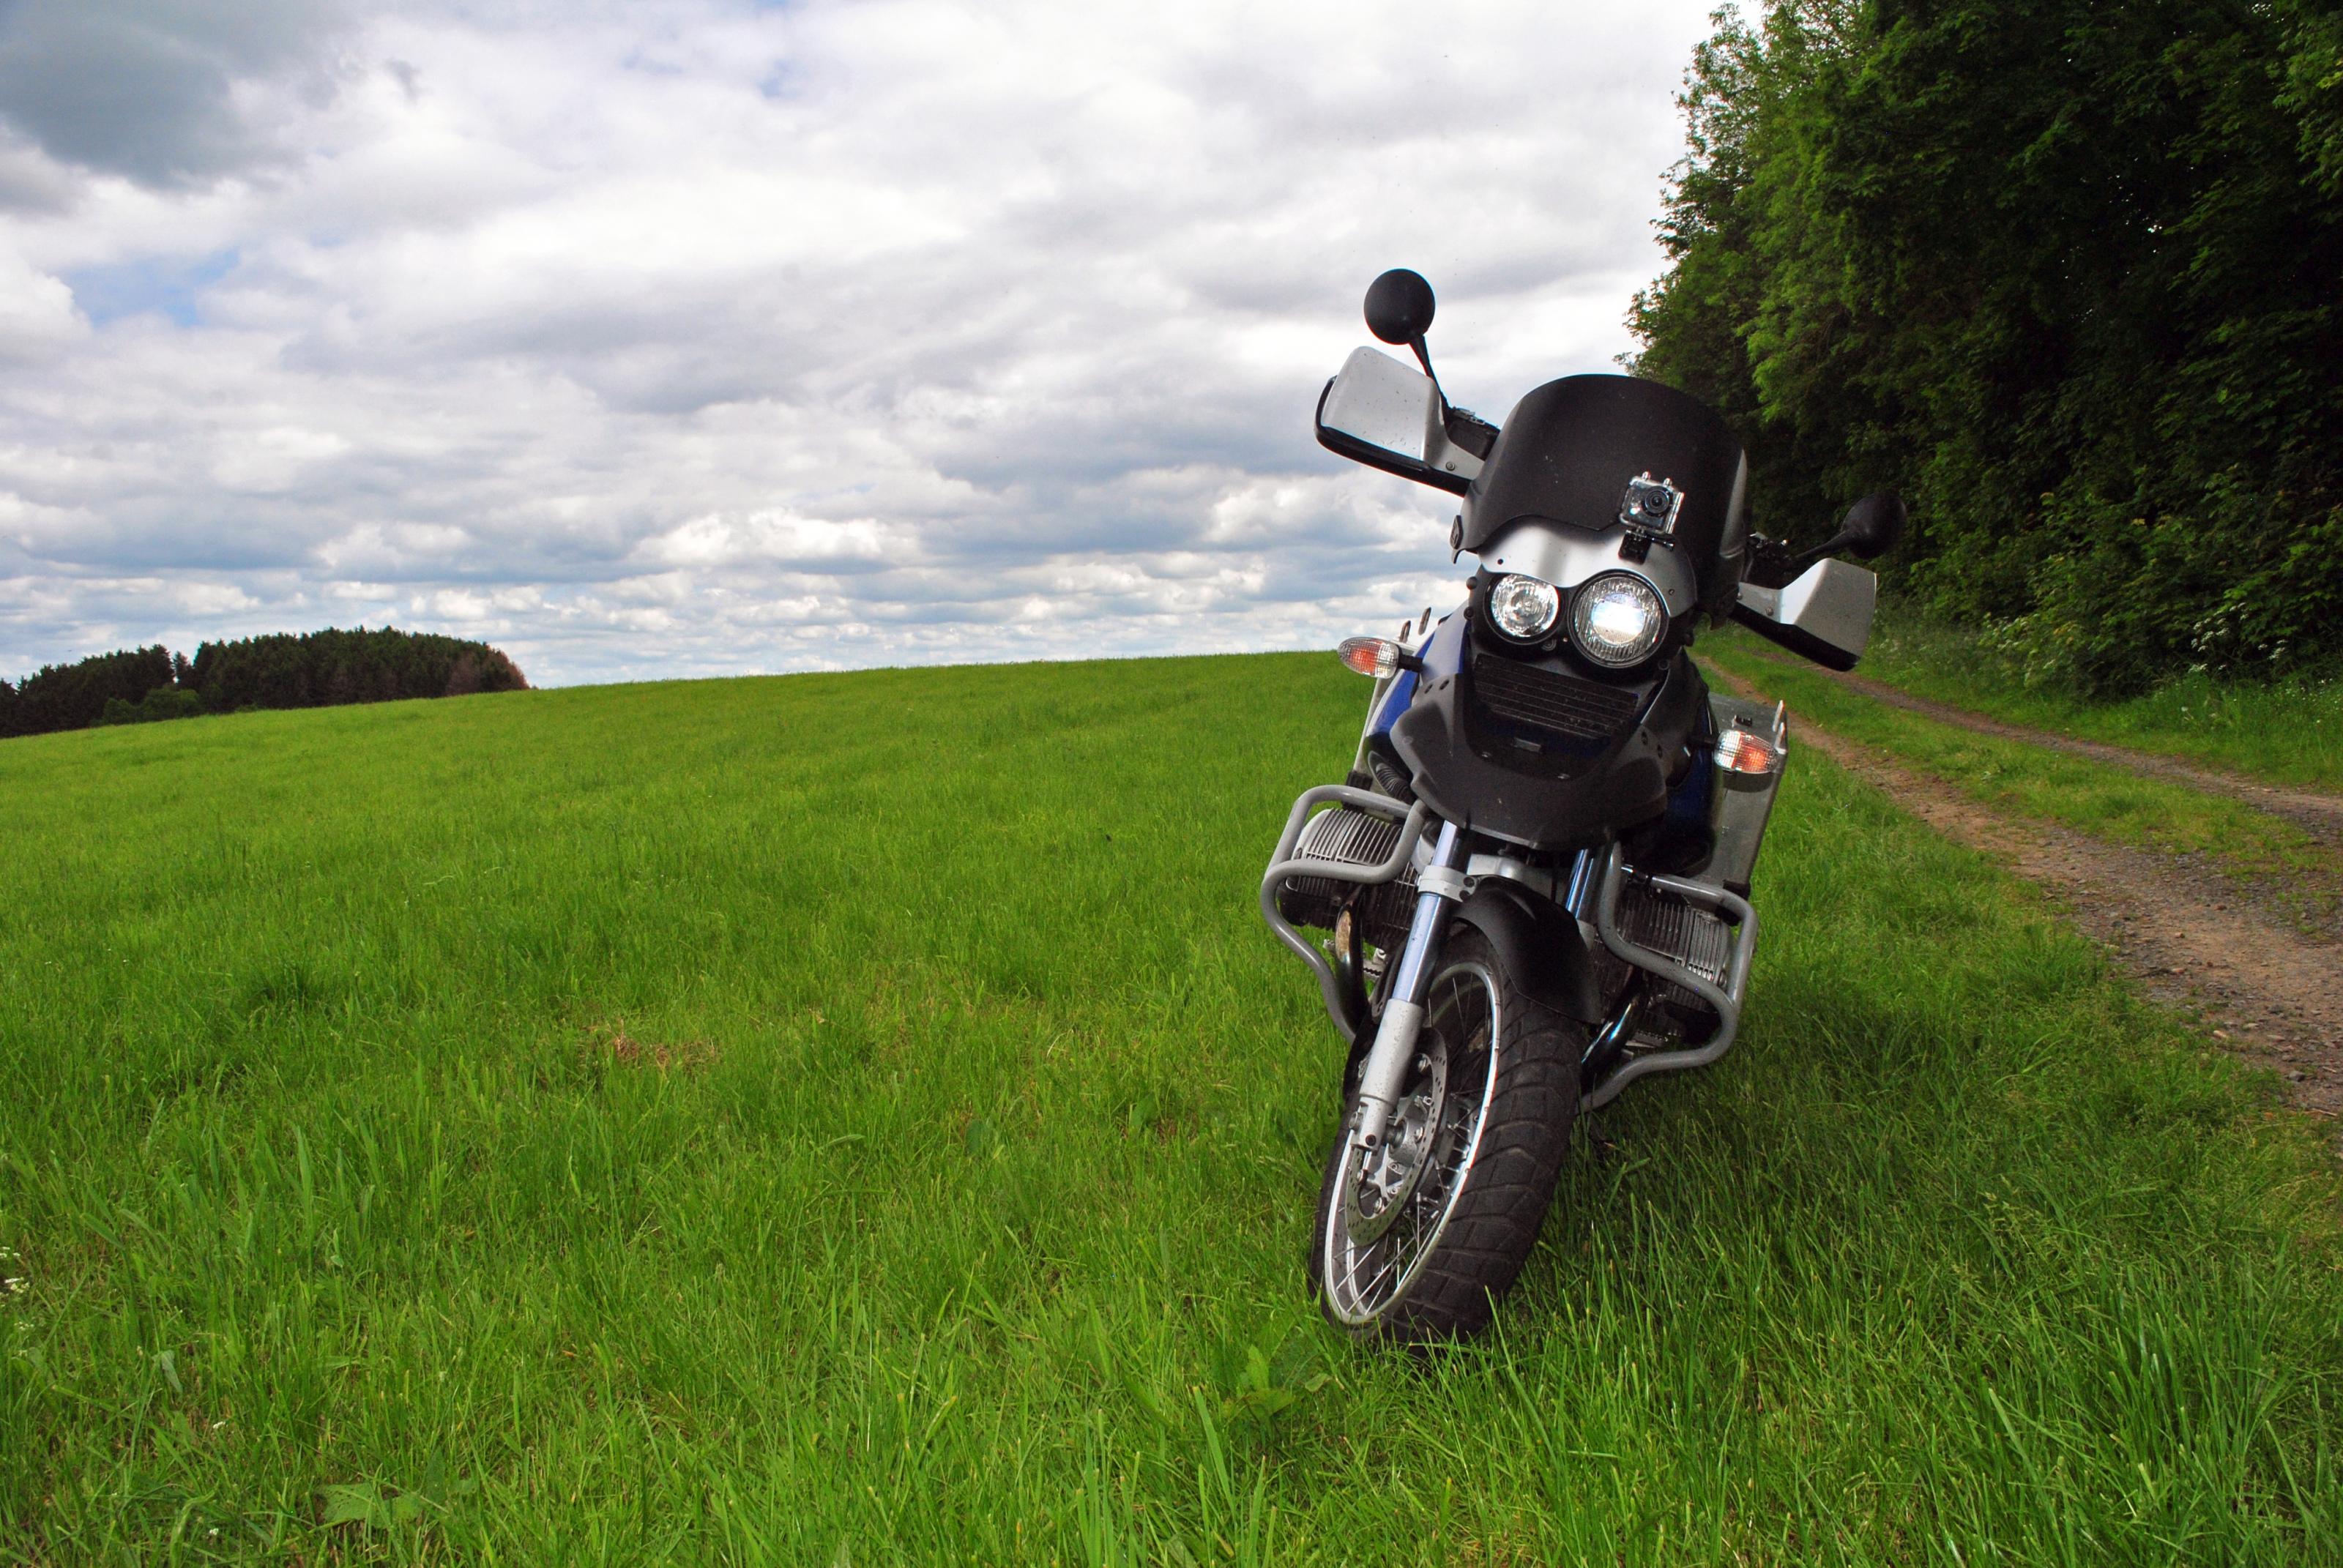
0,0 -> 1722,686
0,244 -> 84,358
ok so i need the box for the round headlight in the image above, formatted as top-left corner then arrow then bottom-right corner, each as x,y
1569,573 -> 1666,668
1488,574 -> 1561,641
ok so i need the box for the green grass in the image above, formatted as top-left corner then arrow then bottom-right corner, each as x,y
3,654 -> 2341,1564
1854,605 -> 2343,794
1701,638 -> 2336,920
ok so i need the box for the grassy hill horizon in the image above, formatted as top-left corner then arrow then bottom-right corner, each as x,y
4,653 -> 2339,1562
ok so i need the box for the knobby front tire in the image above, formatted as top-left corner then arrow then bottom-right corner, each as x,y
1308,926 -> 1582,1343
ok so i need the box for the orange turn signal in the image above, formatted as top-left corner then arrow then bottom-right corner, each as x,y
1715,726 -> 1781,777
1337,636 -> 1405,679
1713,727 -> 1784,775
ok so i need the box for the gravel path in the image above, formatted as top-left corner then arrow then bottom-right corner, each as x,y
1740,649 -> 2343,848
1710,664 -> 2343,1140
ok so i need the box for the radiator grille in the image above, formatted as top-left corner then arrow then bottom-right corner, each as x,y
1618,883 -> 1732,986
1470,657 -> 1641,740
1588,877 -> 1733,1048
1275,805 -> 1418,947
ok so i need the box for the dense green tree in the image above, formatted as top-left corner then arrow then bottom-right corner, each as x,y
1634,0 -> 2343,694
10,646 -> 176,736
188,627 -> 526,712
2,627 -> 526,740
97,688 -> 208,726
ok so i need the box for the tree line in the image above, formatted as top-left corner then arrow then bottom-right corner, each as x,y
1631,0 -> 2342,695
0,627 -> 528,739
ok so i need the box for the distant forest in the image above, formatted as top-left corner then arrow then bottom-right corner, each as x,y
1631,0 -> 2342,695
0,627 -> 528,740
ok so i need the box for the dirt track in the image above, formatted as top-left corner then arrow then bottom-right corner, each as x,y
1745,649 -> 2343,850
1710,665 -> 2343,1137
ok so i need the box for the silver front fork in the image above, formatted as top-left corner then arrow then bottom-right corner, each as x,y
1350,818 -> 1470,1150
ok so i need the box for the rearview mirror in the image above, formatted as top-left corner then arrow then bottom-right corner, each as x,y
1829,491 -> 1905,560
1364,269 -> 1436,347
1316,347 -> 1480,495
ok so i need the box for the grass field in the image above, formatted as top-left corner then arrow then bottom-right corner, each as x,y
4,653 -> 2342,1564
1854,608 -> 2343,794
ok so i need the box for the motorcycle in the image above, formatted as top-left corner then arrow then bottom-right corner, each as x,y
1262,269 -> 1903,1341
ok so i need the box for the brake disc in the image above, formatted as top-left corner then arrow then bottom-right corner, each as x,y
1341,1036 -> 1448,1245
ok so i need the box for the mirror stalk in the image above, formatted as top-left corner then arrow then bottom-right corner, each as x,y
1407,337 -> 1445,408
1781,537 -> 1848,579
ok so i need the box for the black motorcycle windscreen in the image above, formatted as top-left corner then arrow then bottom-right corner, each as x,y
1461,374 -> 1748,610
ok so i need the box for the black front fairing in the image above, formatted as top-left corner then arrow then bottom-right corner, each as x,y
1462,374 -> 1749,617
1363,372 -> 1747,851
1390,639 -> 1711,849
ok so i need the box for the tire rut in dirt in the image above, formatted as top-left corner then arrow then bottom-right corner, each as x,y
1737,644 -> 2343,843
1709,662 -> 2343,1140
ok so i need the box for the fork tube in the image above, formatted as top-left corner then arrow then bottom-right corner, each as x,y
1563,846 -> 1601,921
1352,818 -> 1469,1150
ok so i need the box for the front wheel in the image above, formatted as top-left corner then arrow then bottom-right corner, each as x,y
1308,927 -> 1582,1342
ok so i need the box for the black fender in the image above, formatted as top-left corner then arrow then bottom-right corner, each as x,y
1450,878 -> 1601,1026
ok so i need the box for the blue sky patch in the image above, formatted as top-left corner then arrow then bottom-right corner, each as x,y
65,249 -> 240,328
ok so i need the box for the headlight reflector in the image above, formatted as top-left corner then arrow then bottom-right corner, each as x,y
1488,574 -> 1561,641
1569,573 -> 1666,668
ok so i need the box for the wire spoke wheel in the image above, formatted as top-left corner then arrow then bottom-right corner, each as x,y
1309,926 -> 1582,1341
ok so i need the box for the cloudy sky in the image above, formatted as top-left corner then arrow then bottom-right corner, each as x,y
0,0 -> 1721,687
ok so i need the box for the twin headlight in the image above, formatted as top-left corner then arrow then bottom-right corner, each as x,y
1488,570 -> 1666,668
